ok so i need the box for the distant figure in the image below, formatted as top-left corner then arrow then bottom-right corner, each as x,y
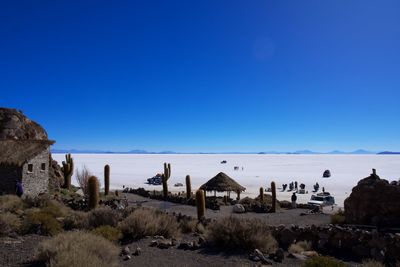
242,166 -> 244,171
295,181 -> 298,190
15,180 -> 23,197
322,187 -> 325,193
291,193 -> 297,209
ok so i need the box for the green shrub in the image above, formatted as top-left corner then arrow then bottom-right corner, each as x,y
22,211 -> 63,236
289,240 -> 312,254
64,211 -> 89,230
331,209 -> 346,225
37,231 -> 119,267
92,225 -> 123,243
88,207 -> 120,228
302,256 -> 348,267
0,212 -> 22,236
206,217 -> 278,253
0,195 -> 24,213
119,207 -> 179,239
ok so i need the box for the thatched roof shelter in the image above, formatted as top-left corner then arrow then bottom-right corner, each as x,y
0,140 -> 55,166
200,172 -> 246,193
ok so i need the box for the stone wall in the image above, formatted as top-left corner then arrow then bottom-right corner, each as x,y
22,147 -> 50,196
0,164 -> 22,195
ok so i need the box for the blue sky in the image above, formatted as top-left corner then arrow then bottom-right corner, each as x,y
1,1 -> 399,152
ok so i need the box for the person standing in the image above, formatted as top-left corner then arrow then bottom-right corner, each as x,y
15,180 -> 23,197
291,192 -> 297,209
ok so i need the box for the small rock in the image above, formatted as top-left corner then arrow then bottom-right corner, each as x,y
121,246 -> 130,255
177,242 -> 192,250
133,246 -> 141,256
271,248 -> 284,262
253,249 -> 272,265
288,253 -> 308,261
150,240 -> 158,247
302,251 -> 319,258
123,255 -> 131,261
233,204 -> 246,213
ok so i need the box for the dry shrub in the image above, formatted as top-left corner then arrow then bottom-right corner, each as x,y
64,211 -> 89,230
76,165 -> 92,195
206,217 -> 278,253
179,218 -> 198,234
36,231 -> 119,267
0,212 -> 22,236
289,240 -> 312,254
302,256 -> 348,267
118,207 -> 179,239
361,260 -> 385,267
91,225 -> 123,243
22,211 -> 63,236
0,195 -> 24,213
88,207 -> 120,228
331,209 -> 346,225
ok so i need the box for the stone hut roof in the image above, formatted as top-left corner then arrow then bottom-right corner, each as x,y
0,108 -> 55,166
200,172 -> 246,192
0,140 -> 55,166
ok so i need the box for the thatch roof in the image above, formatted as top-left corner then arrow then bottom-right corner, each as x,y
0,140 -> 55,166
200,172 -> 246,192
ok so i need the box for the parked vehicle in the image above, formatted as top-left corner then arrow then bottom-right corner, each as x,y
323,170 -> 331,178
147,174 -> 163,185
308,192 -> 335,206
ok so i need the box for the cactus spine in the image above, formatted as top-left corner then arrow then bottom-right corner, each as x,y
271,181 -> 276,213
88,176 -> 99,210
185,175 -> 192,199
104,164 -> 110,196
61,153 -> 74,190
162,163 -> 171,199
195,189 -> 206,220
259,187 -> 264,201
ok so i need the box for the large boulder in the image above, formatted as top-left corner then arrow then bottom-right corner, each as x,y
0,108 -> 48,140
48,158 -> 64,192
344,169 -> 400,227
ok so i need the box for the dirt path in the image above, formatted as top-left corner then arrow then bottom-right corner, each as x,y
123,193 -> 331,227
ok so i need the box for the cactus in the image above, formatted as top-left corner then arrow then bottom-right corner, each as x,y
162,163 -> 171,199
259,187 -> 264,202
61,153 -> 74,190
104,164 -> 110,196
195,189 -> 206,220
185,175 -> 192,199
271,181 -> 276,213
88,176 -> 99,210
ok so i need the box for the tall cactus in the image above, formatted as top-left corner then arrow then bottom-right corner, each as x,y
259,187 -> 264,202
104,164 -> 110,196
88,176 -> 99,210
195,189 -> 206,220
61,153 -> 74,190
271,181 -> 276,213
162,163 -> 171,199
185,175 -> 192,199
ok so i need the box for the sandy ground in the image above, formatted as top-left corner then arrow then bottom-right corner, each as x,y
123,193 -> 331,226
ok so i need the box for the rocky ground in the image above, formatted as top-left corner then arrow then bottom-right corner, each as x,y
123,193 -> 331,226
0,235 -> 46,267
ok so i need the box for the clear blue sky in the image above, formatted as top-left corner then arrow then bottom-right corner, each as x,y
1,1 -> 399,152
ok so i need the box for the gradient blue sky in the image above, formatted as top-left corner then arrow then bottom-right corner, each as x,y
1,1 -> 399,152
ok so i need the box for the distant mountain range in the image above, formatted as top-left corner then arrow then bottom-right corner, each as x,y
51,148 -> 396,155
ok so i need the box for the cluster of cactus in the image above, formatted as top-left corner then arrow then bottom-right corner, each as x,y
271,181 -> 276,213
195,189 -> 206,220
162,163 -> 171,199
185,175 -> 192,199
104,164 -> 110,196
259,187 -> 264,201
88,176 -> 99,210
61,153 -> 74,190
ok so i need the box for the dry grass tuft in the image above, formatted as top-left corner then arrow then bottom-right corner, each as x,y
64,210 -> 89,230
88,207 -> 120,228
91,225 -> 123,243
36,231 -> 119,267
331,209 -> 346,225
22,210 -> 63,236
0,195 -> 24,213
119,207 -> 179,239
302,256 -> 348,267
206,217 -> 278,253
289,240 -> 312,254
0,212 -> 22,236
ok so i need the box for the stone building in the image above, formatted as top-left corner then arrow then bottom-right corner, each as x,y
0,108 -> 55,196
